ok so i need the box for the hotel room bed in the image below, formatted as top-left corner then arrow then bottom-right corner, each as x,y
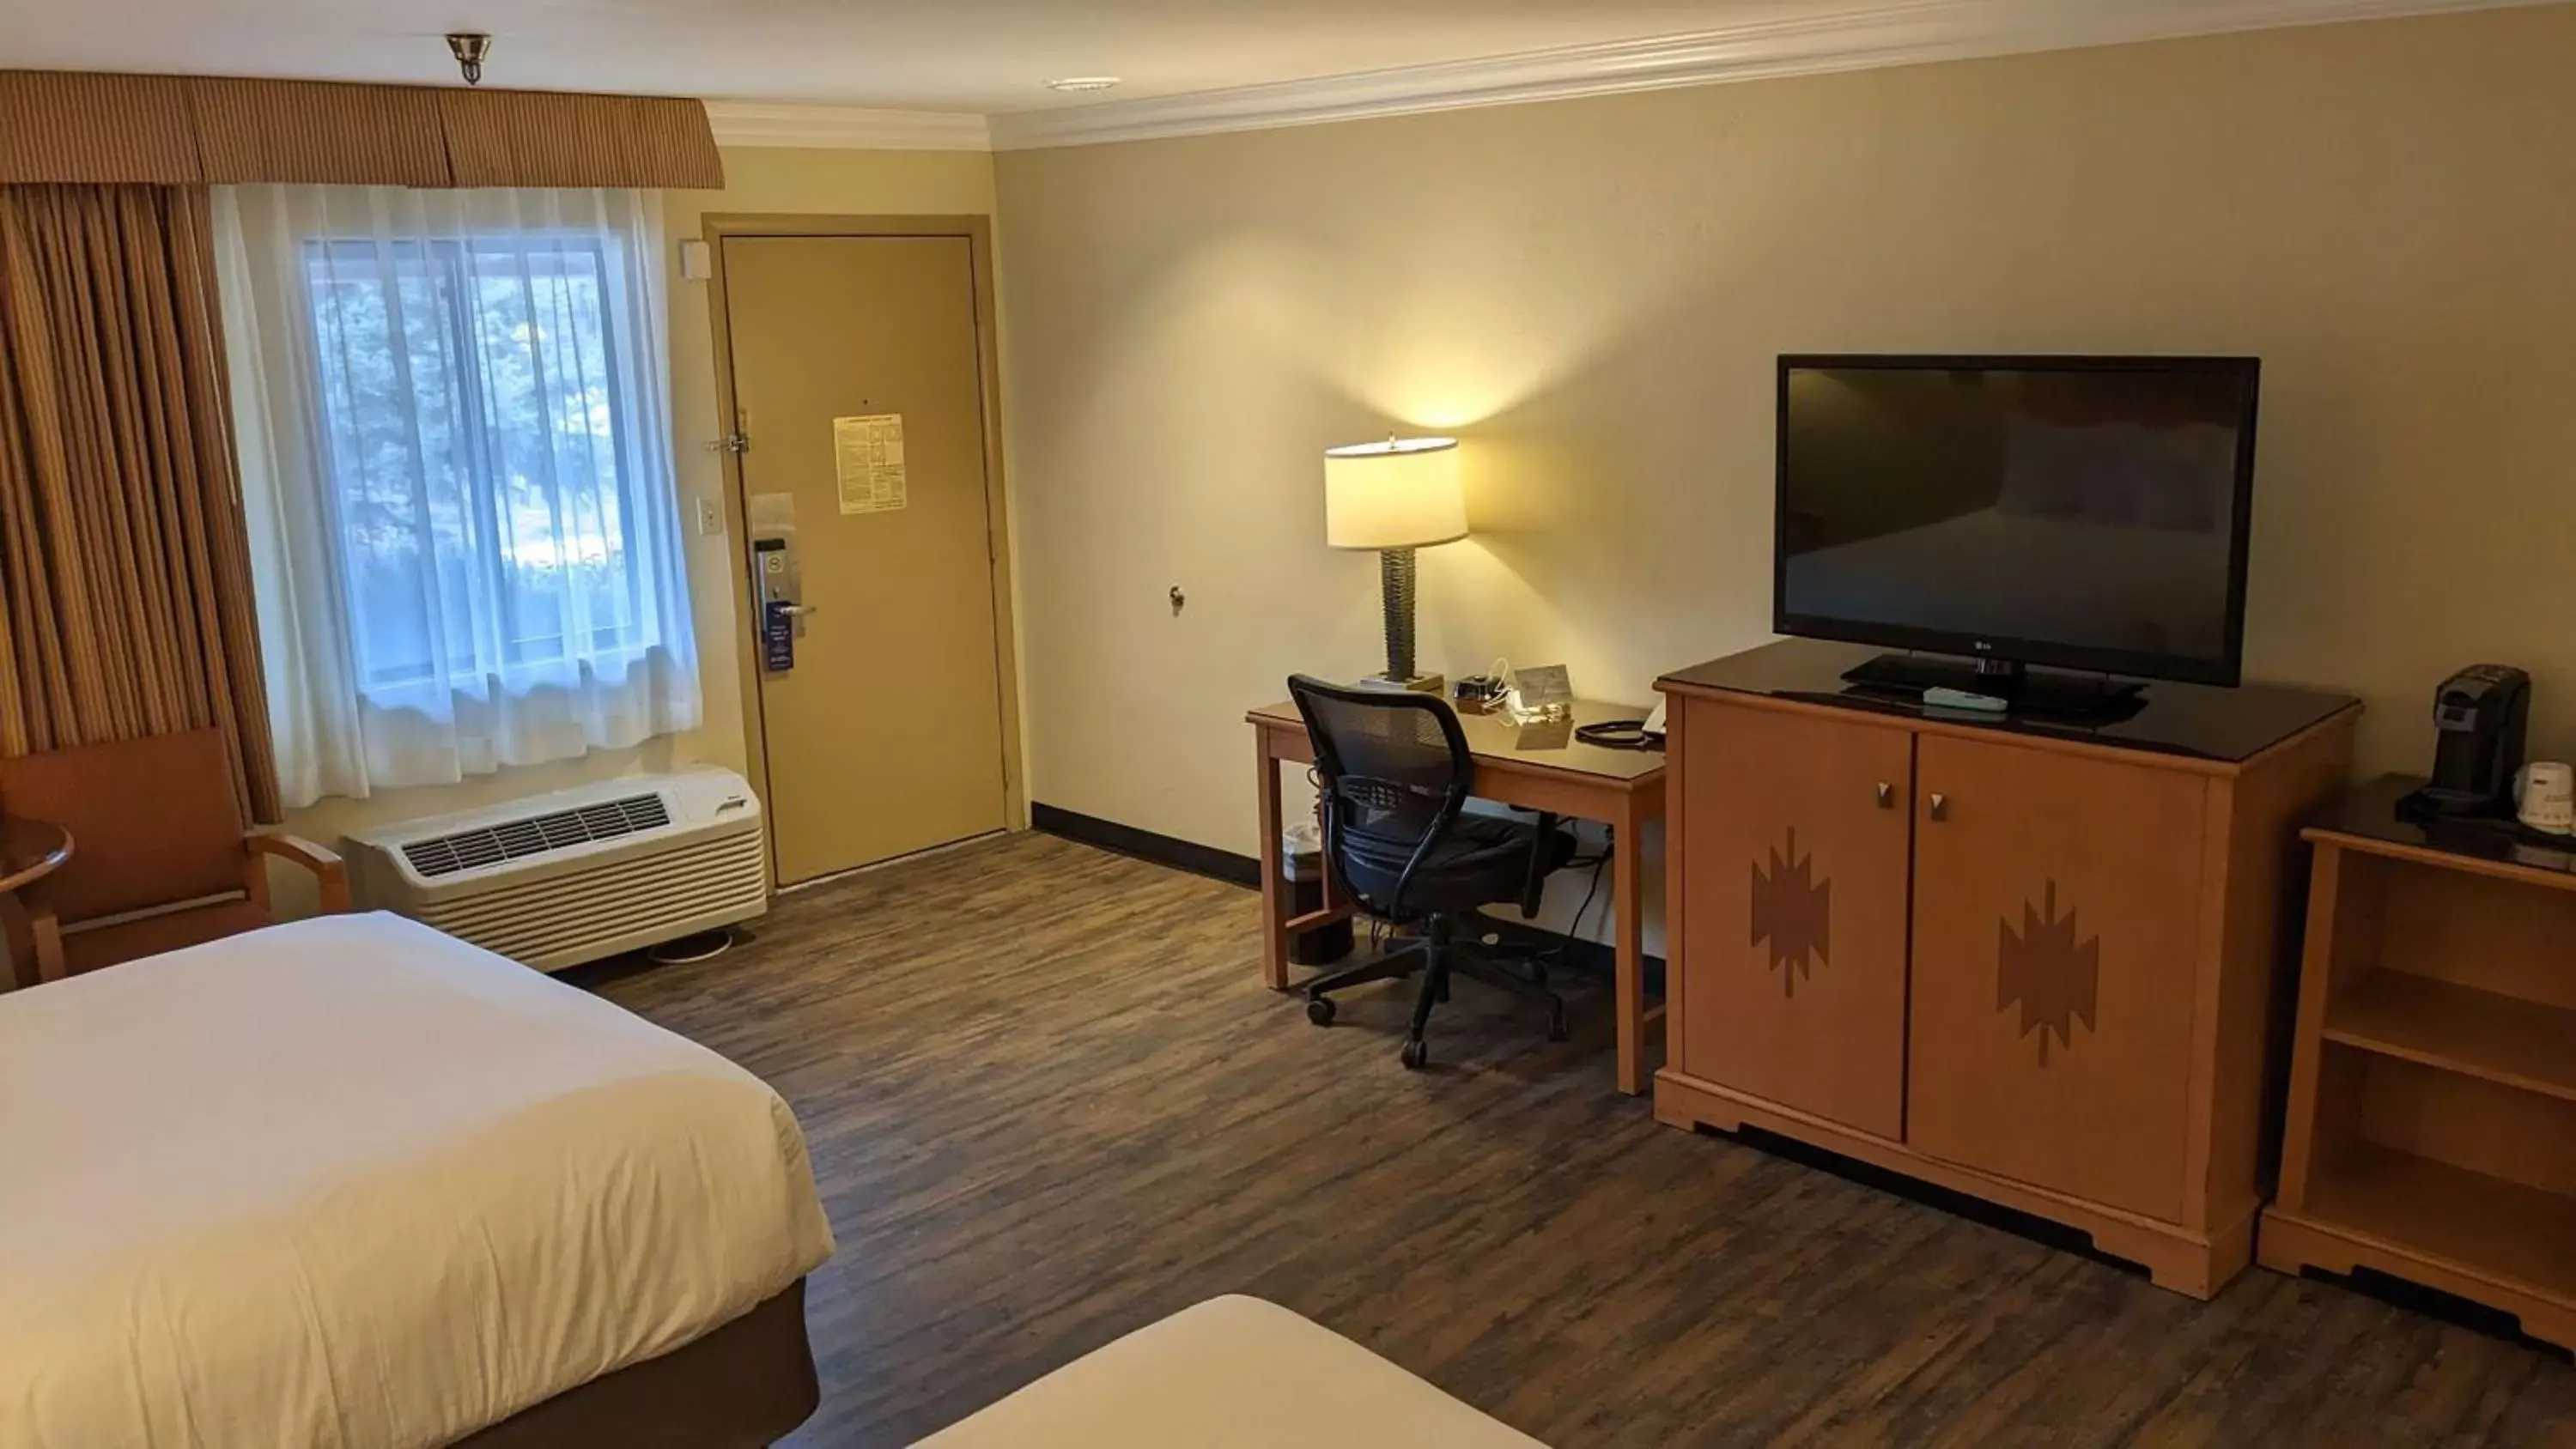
0,912 -> 835,1449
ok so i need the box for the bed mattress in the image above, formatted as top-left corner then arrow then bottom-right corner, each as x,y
0,912 -> 835,1449
919,1295 -> 1550,1447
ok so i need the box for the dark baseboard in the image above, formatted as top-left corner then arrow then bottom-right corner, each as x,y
1030,802 -> 1663,991
1032,803 -> 1261,889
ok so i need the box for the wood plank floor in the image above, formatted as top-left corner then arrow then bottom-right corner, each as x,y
574,831 -> 2576,1447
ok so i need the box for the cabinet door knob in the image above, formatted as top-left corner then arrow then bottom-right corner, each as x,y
1874,781 -> 1894,809
1929,791 -> 1949,822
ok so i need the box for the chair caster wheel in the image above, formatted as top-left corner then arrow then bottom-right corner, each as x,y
1307,997 -> 1335,1027
1546,1003 -> 1570,1042
1400,1038 -> 1429,1070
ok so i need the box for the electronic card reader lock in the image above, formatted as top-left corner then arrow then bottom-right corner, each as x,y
752,537 -> 815,673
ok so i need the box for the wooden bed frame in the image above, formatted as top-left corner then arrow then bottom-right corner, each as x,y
457,1279 -> 819,1449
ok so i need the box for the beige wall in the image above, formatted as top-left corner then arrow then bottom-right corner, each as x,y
278,146 -> 999,893
995,3 -> 2576,949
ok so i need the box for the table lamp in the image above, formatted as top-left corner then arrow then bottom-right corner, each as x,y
1324,435 -> 1467,693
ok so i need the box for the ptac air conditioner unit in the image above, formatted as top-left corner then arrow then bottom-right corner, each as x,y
343,768 -> 768,971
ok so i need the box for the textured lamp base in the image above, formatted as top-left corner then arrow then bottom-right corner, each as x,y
1370,547 -> 1443,694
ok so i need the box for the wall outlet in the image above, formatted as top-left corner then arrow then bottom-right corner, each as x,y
694,494 -> 725,537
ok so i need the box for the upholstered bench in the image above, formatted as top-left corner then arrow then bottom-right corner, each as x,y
918,1295 -> 1549,1447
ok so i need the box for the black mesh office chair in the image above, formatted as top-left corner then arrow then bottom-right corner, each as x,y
1287,674 -> 1577,1070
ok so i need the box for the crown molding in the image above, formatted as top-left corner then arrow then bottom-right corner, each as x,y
987,0 -> 2549,150
706,101 -> 991,152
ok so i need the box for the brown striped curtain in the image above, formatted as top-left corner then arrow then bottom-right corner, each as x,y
0,71 -> 723,191
189,78 -> 452,188
0,184 -> 282,824
434,88 -> 726,189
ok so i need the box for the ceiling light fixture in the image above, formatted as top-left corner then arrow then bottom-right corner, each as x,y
1046,76 -> 1121,94
447,33 -> 492,86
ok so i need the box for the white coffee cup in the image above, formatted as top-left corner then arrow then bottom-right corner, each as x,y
2515,761 -> 2575,836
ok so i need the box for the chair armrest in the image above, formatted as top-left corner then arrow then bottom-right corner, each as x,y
248,834 -> 354,914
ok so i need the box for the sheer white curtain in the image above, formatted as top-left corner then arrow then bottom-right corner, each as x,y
215,185 -> 698,808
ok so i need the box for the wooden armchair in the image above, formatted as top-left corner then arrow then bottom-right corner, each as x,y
0,730 -> 349,988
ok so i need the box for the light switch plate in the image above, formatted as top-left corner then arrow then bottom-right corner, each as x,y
678,239 -> 711,282
694,494 -> 725,537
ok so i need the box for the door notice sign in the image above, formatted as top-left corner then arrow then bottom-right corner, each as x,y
834,414 -> 908,514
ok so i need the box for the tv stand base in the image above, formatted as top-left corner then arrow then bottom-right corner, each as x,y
1842,653 -> 2146,723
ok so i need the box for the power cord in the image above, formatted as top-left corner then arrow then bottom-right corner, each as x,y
1537,829 -> 1613,965
1573,718 -> 1656,749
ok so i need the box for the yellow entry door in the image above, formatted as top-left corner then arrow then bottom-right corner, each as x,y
722,233 -> 1009,885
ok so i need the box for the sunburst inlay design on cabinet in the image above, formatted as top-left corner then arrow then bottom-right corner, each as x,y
1750,827 -> 1830,997
1997,879 -> 2099,1066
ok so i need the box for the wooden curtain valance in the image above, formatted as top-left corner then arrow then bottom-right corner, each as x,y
0,71 -> 725,190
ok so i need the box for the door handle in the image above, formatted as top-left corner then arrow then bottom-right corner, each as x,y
776,603 -> 820,618
1928,791 -> 1949,822
1874,781 -> 1894,809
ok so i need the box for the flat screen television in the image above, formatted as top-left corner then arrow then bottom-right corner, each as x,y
1776,354 -> 2260,704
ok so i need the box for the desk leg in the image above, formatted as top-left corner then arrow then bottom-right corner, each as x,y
1255,731 -> 1291,991
1613,793 -> 1648,1095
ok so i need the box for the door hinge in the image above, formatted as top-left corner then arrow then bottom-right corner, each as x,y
703,433 -> 750,456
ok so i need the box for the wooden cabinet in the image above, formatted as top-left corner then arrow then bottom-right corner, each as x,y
1656,643 -> 2359,1298
1906,736 -> 2208,1221
1675,698 -> 1912,1138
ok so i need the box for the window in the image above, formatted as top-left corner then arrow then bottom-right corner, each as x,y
218,186 -> 698,807
301,233 -> 655,693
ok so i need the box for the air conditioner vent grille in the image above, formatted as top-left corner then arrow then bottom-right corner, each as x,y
411,827 -> 767,969
400,792 -> 672,880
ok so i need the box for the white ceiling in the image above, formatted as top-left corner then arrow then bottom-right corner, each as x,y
0,0 -> 2550,135
0,0 -> 1839,113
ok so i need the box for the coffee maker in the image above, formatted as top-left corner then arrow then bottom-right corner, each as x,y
2402,664 -> 2530,819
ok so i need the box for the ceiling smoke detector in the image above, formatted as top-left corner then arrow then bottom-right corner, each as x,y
1045,76 -> 1121,94
447,33 -> 492,86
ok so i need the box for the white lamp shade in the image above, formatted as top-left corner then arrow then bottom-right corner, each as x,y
1323,437 -> 1467,550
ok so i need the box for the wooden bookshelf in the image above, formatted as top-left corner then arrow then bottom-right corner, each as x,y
2258,776 -> 2576,1352
2301,1143 -> 2576,1308
2322,970 -> 2576,1105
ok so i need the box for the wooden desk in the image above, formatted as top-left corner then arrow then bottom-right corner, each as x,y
1249,697 -> 1668,1094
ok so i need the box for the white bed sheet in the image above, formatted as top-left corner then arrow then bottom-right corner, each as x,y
0,912 -> 835,1449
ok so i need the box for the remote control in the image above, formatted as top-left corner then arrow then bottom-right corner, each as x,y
1923,686 -> 2010,713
